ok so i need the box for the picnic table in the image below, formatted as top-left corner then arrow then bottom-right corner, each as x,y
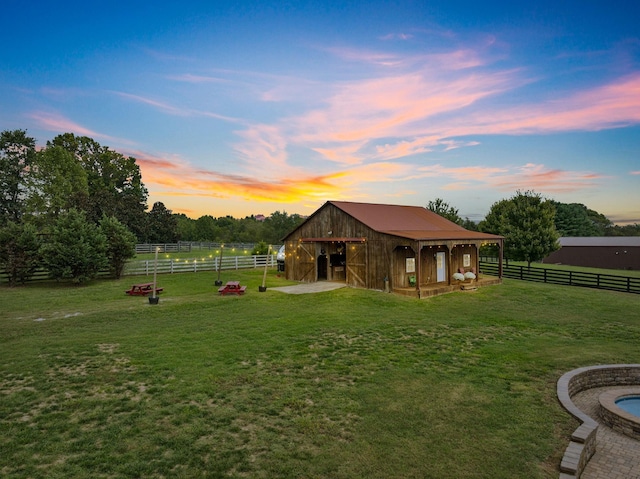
218,281 -> 246,295
125,283 -> 163,296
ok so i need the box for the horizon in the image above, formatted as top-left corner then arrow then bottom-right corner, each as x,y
2,1 -> 639,225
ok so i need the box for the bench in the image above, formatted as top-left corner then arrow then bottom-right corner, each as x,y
218,281 -> 247,295
125,283 -> 164,296
458,267 -> 477,281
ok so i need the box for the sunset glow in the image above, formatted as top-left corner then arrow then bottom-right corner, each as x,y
2,1 -> 639,223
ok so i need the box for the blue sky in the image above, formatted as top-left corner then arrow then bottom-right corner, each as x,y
2,1 -> 639,223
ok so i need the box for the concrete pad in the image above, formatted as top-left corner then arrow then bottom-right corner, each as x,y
270,282 -> 346,294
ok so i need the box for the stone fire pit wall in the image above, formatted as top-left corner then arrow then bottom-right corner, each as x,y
556,364 -> 640,479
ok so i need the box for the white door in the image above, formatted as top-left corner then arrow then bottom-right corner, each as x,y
436,252 -> 446,282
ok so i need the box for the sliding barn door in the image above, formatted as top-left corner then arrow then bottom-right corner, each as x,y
346,243 -> 367,288
296,243 -> 316,282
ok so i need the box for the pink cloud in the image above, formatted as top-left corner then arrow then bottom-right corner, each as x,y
113,91 -> 243,123
233,124 -> 290,172
290,68 -> 519,152
29,111 -> 130,145
452,73 -> 640,136
416,163 -> 605,194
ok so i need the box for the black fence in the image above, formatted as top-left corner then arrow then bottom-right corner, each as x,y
479,261 -> 640,294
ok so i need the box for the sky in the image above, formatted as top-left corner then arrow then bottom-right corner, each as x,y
1,1 -> 639,224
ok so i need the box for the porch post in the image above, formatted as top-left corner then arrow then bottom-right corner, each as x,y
416,242 -> 421,298
447,241 -> 453,285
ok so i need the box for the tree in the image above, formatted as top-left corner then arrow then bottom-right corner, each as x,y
48,133 -> 148,240
587,207 -> 614,236
146,202 -> 179,243
194,215 -> 218,241
175,213 -> 197,241
552,201 -> 601,237
609,223 -> 640,236
460,217 -> 478,231
479,190 -> 559,267
27,145 -> 89,227
0,129 -> 36,225
99,215 -> 137,279
426,198 -> 463,225
252,241 -> 269,255
40,209 -> 108,284
0,221 -> 41,285
263,211 -> 305,243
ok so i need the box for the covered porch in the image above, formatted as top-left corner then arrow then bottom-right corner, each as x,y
391,238 -> 503,298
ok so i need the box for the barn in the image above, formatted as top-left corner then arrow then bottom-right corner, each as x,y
543,237 -> 640,270
282,201 -> 504,298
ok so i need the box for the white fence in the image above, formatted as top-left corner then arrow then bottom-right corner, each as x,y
124,254 -> 276,276
135,242 -> 257,254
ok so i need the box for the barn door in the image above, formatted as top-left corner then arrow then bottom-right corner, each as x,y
297,243 -> 316,282
346,243 -> 367,288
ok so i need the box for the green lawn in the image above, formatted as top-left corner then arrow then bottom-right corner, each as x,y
1,270 -> 639,478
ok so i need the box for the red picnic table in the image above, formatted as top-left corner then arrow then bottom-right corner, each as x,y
218,281 -> 246,295
125,283 -> 164,296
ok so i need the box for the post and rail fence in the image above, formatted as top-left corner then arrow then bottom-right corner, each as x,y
125,254 -> 277,276
0,254 -> 277,284
134,242 -> 257,254
479,259 -> 640,295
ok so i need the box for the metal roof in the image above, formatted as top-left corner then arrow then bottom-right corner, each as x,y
328,201 -> 502,242
559,237 -> 640,247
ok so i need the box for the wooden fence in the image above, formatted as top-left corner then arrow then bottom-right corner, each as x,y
0,255 -> 276,284
479,261 -> 640,294
125,254 -> 276,276
135,242 -> 257,254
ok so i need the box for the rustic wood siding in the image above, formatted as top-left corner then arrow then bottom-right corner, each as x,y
283,202 -> 502,293
284,203 -> 406,290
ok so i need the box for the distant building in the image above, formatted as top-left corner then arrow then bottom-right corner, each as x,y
542,237 -> 640,270
255,214 -> 266,222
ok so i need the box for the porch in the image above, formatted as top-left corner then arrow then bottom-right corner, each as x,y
393,274 -> 502,298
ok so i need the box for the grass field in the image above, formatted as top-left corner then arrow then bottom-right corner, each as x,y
1,269 -> 639,478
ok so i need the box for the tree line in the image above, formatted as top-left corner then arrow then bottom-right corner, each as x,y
427,192 -> 640,267
2,128 -> 637,284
